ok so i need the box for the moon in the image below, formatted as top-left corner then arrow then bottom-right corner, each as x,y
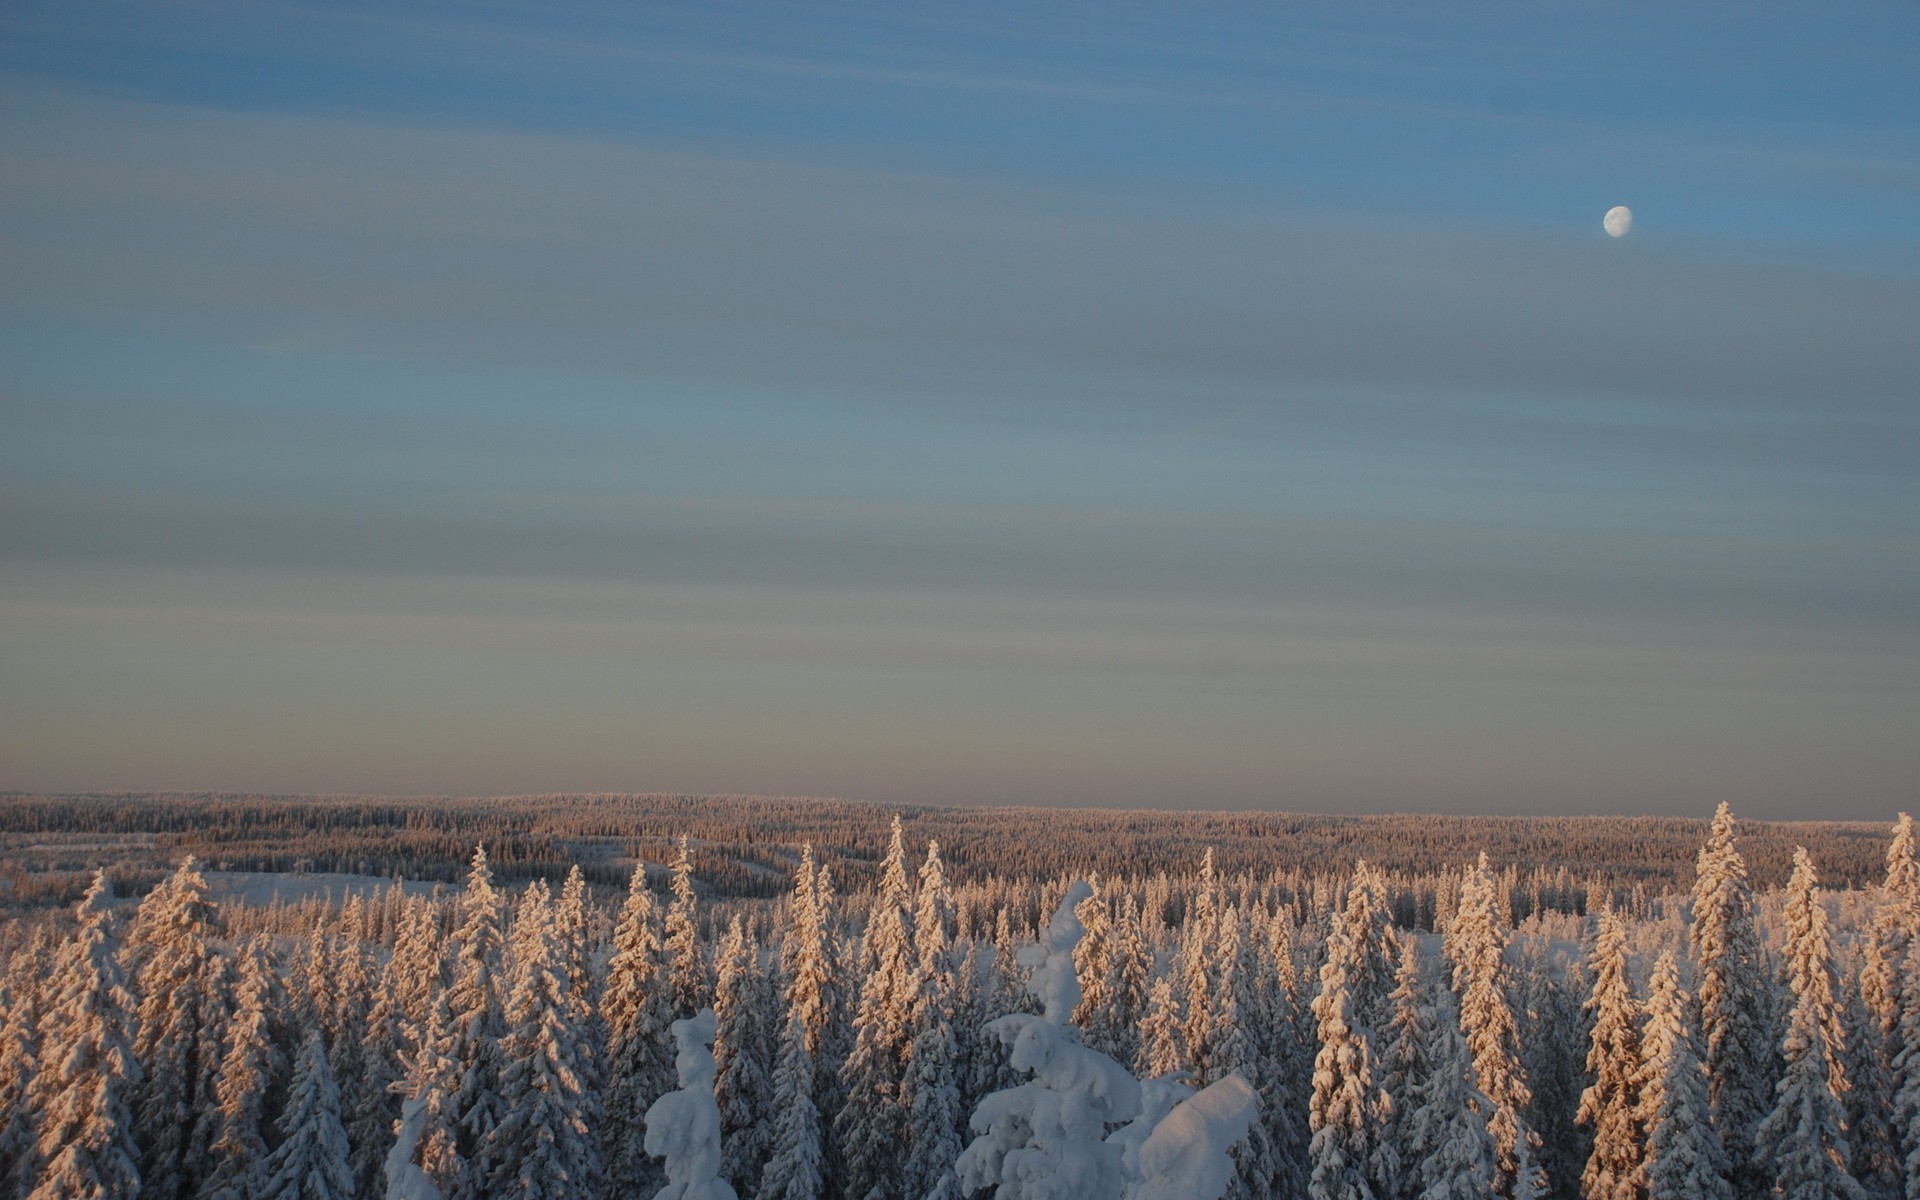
1604,205 -> 1633,238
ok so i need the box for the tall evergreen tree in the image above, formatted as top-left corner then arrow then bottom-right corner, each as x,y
836,816 -> 919,1200
132,856 -> 232,1200
1447,852 -> 1543,1200
444,846 -> 508,1200
260,1033 -> 356,1200
1380,932 -> 1435,1200
1576,908 -> 1644,1200
28,873 -> 142,1200
1891,932 -> 1920,1200
205,936 -> 293,1200
603,860 -> 675,1200
485,897 -> 601,1200
1758,848 -> 1865,1200
1403,984 -> 1498,1200
759,846 -> 840,1200
1138,973 -> 1188,1081
389,984 -> 465,1198
1638,951 -> 1730,1200
1516,943 -> 1589,1200
1689,802 -> 1777,1195
714,916 -> 774,1198
1309,867 -> 1395,1200
0,947 -> 42,1196
665,837 -> 710,1020
902,839 -> 965,1200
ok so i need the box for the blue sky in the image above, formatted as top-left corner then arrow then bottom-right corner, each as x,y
2,0 -> 1916,816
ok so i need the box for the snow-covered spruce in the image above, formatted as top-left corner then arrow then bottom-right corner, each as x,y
1688,801 -> 1777,1195
1638,950 -> 1731,1200
260,1032 -> 356,1200
1757,848 -> 1865,1200
1576,907 -> 1643,1200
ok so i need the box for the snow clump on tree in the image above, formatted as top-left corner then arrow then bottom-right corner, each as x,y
644,1008 -> 739,1200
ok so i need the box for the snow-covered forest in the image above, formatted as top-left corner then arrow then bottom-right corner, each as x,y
1,801 -> 1918,1200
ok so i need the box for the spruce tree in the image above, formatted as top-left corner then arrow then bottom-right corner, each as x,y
1516,942 -> 1589,1200
444,846 -> 508,1200
665,837 -> 710,1020
28,873 -> 142,1200
1403,984 -> 1498,1200
484,898 -> 601,1200
1890,933 -> 1920,1200
204,936 -> 293,1200
389,984 -> 465,1198
1638,950 -> 1730,1200
1379,932 -> 1434,1200
1309,867 -> 1395,1200
836,816 -> 919,1200
1138,973 -> 1188,1081
1576,908 -> 1644,1200
1447,852 -> 1543,1200
759,846 -> 839,1200
603,860 -> 675,1200
902,839 -> 965,1200
714,915 -> 774,1197
0,946 -> 42,1196
1689,802 -> 1777,1195
260,1033 -> 356,1200
132,856 -> 232,1200
1758,848 -> 1865,1200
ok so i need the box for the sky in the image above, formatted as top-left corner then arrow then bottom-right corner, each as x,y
1,0 -> 1916,817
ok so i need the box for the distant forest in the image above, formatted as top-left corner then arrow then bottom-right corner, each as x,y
0,791 -> 1891,913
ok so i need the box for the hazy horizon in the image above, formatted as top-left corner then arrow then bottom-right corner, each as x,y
3,1 -> 1916,818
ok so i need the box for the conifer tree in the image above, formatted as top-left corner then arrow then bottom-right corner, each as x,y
836,817 -> 919,1200
132,856 -> 232,1200
1379,932 -> 1434,1200
205,936 -> 293,1200
760,846 -> 839,1200
1261,908 -> 1312,1200
714,916 -> 774,1197
902,839 -> 965,1200
1403,984 -> 1498,1200
1576,908 -> 1644,1200
444,846 -> 508,1200
1890,935 -> 1920,1200
389,984 -> 464,1199
484,897 -> 601,1200
1309,867 -> 1395,1200
666,837 -> 711,1020
388,900 -> 449,1064
1103,894 -> 1153,1069
1844,971 -> 1901,1200
1638,951 -> 1730,1200
1689,802 -> 1776,1195
260,1033 -> 356,1200
1182,849 -> 1225,1079
1071,876 -> 1123,1058
603,860 -> 675,1200
1138,973 -> 1188,1082
1448,852 -> 1543,1199
0,947 -> 42,1196
1516,943 -> 1588,1200
1758,848 -> 1865,1200
28,873 -> 142,1200
1218,907 -> 1280,1200
555,866 -> 597,1026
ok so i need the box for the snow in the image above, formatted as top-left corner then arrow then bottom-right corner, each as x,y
383,1096 -> 442,1200
1131,1075 -> 1259,1200
644,1009 -> 739,1200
